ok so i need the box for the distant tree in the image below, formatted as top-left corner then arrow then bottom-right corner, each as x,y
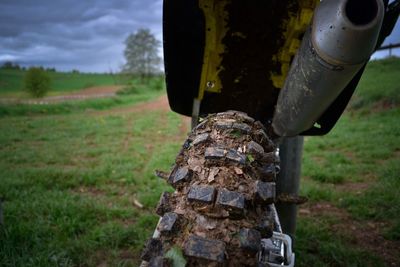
123,28 -> 161,83
1,61 -> 13,69
24,67 -> 52,97
1,61 -> 20,69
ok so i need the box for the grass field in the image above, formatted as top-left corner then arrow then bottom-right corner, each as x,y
350,57 -> 400,110
0,87 -> 162,117
0,69 -> 126,97
0,72 -> 165,117
0,57 -> 399,266
297,57 -> 400,267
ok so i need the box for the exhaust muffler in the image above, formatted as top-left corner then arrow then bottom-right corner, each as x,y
272,0 -> 384,137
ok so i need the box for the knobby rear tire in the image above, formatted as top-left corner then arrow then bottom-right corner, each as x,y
141,111 -> 280,266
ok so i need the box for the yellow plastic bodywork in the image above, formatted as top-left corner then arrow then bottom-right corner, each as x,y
197,0 -> 318,101
271,0 -> 319,88
197,0 -> 229,99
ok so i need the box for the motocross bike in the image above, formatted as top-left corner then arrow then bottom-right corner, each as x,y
141,0 -> 399,266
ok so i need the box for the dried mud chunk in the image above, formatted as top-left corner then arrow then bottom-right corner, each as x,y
233,111 -> 255,123
254,121 -> 267,131
182,139 -> 191,149
158,212 -> 178,233
192,133 -> 209,145
254,181 -> 276,204
260,152 -> 280,164
205,147 -> 226,159
141,238 -> 163,261
256,214 -> 274,238
258,164 -> 276,181
184,235 -> 226,262
217,110 -> 237,117
239,228 -> 261,252
216,189 -> 245,210
196,215 -> 217,230
188,185 -> 216,204
156,192 -> 172,216
267,138 -> 276,150
169,166 -> 192,185
254,130 -> 275,150
155,170 -> 169,180
232,122 -> 251,133
226,149 -> 246,165
193,117 -> 209,131
247,141 -> 264,156
148,256 -> 165,267
215,120 -> 234,130
254,129 -> 268,140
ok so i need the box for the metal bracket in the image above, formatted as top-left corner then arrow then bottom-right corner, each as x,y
260,232 -> 295,267
191,98 -> 201,129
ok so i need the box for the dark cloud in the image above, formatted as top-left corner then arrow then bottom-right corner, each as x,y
0,0 -> 398,72
0,0 -> 162,72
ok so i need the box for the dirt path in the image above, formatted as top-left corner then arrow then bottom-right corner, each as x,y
90,94 -> 191,136
66,85 -> 123,96
0,85 -> 123,104
91,94 -> 171,116
100,94 -> 190,150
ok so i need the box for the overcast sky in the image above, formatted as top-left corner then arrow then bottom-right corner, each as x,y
0,0 -> 163,72
0,0 -> 399,73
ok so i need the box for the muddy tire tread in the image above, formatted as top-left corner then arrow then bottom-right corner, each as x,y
142,111 -> 279,266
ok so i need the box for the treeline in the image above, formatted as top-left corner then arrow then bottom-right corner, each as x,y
1,61 -> 56,72
1,61 -> 57,72
0,61 -> 84,74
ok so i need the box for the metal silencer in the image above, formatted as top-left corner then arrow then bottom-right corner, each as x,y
272,0 -> 384,137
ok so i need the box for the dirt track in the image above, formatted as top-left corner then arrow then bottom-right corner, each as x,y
91,94 -> 170,116
0,85 -> 123,104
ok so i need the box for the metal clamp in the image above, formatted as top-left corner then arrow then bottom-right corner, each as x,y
260,232 -> 295,267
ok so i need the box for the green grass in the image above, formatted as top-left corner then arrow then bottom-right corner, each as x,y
340,159 -> 400,240
297,57 -> 400,266
350,56 -> 400,110
297,108 -> 400,265
0,105 -> 187,266
296,218 -> 383,267
0,74 -> 177,266
302,108 -> 400,184
0,69 -> 124,96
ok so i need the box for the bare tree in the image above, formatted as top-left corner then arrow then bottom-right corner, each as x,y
123,28 -> 161,82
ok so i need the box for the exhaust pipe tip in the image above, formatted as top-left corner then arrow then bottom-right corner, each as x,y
312,0 -> 384,65
345,0 -> 379,26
